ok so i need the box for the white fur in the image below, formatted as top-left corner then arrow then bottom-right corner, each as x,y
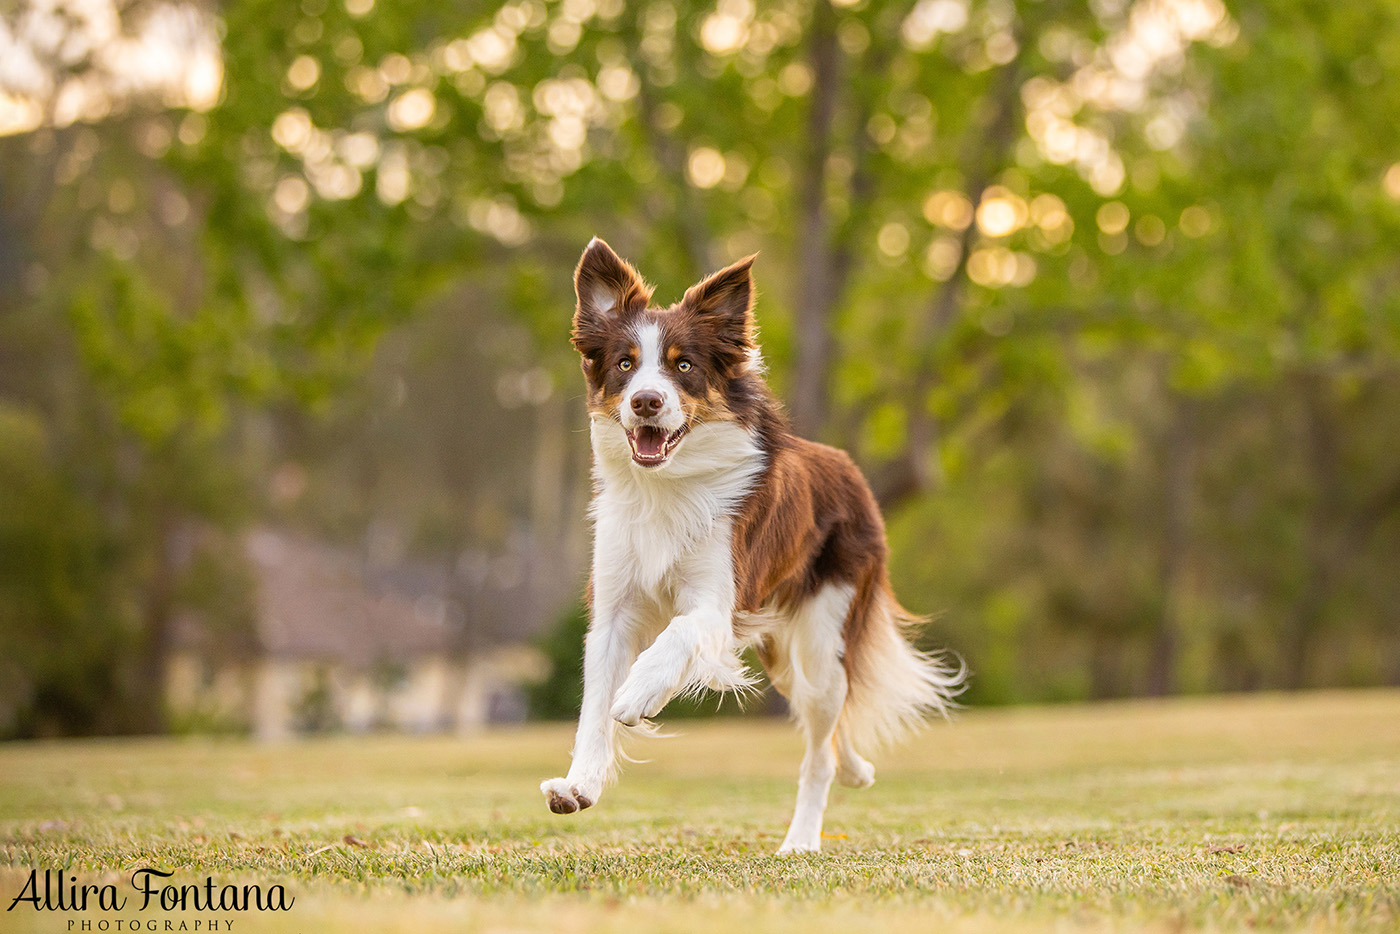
756,583 -> 857,853
841,593 -> 966,752
620,322 -> 684,434
540,417 -> 764,812
745,345 -> 766,375
587,417 -> 762,586
591,288 -> 616,315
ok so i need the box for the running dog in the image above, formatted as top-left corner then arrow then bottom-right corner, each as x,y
540,238 -> 964,853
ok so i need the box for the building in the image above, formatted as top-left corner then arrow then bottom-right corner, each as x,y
166,528 -> 553,739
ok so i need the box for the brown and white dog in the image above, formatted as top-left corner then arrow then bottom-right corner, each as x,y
540,238 -> 964,853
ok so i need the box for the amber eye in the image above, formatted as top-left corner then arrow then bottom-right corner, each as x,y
618,359 -> 633,371
677,359 -> 692,372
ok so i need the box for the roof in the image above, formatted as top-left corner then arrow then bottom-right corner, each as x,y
245,528 -> 456,666
170,525 -> 566,666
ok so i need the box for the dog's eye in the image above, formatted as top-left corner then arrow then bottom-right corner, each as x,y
618,359 -> 633,371
677,360 -> 692,372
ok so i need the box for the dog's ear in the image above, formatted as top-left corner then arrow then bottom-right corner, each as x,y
681,255 -> 757,366
572,238 -> 650,358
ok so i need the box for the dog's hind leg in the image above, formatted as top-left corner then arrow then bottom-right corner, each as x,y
775,582 -> 854,854
835,721 -> 876,788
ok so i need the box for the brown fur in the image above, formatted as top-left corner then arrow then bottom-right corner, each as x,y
732,435 -> 904,696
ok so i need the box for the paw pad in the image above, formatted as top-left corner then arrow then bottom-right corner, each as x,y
542,783 -> 594,815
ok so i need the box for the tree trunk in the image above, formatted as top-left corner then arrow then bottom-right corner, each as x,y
788,0 -> 841,440
1283,373 -> 1340,690
872,49 -> 1026,511
1147,391 -> 1193,696
130,510 -> 177,734
1089,634 -> 1124,700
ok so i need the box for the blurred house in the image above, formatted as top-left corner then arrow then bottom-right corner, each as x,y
166,528 -> 551,739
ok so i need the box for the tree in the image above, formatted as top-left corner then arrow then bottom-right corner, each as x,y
4,0 -> 1399,731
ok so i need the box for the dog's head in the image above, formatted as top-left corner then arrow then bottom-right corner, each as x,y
571,237 -> 759,470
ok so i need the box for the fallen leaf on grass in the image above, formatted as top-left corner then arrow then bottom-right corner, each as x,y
344,834 -> 371,848
821,832 -> 847,840
1209,845 -> 1245,854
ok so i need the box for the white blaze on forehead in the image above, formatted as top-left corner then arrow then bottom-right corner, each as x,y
622,321 -> 683,429
635,322 -> 662,372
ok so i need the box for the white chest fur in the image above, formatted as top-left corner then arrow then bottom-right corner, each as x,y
589,418 -> 765,596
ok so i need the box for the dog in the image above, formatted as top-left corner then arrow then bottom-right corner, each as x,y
539,238 -> 965,853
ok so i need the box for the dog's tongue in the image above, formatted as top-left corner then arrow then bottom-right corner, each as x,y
634,426 -> 666,457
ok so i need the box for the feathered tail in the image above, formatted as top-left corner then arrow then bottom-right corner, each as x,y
840,581 -> 967,752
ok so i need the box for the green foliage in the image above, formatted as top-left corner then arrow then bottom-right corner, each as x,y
3,0 -> 1400,734
525,600 -> 587,720
0,404 -> 131,737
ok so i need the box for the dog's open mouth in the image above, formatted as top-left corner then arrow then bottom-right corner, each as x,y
626,424 -> 688,467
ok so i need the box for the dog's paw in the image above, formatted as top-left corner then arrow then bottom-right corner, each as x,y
609,678 -> 668,727
539,777 -> 596,815
777,815 -> 824,854
836,755 -> 876,789
776,838 -> 821,855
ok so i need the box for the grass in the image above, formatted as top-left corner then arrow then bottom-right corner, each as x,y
1,690 -> 1398,933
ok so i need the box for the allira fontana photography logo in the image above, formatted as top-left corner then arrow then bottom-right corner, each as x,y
8,868 -> 294,928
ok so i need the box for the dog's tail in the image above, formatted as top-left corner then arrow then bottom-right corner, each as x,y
840,577 -> 966,753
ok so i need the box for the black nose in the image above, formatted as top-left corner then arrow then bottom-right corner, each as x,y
631,391 -> 663,417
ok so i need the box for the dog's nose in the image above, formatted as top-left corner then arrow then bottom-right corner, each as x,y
631,391 -> 663,417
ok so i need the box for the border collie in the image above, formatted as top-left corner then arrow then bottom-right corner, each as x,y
540,238 -> 965,853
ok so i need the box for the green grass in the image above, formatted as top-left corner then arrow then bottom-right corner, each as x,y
2,690 -> 1398,933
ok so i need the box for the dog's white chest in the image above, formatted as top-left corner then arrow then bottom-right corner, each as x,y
592,488 -> 709,592
589,420 -> 765,594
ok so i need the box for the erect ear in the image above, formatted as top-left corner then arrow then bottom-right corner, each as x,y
572,238 -> 651,357
681,255 -> 757,364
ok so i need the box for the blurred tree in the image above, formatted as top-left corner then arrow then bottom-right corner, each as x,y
3,0 -> 1399,733
0,404 -> 127,736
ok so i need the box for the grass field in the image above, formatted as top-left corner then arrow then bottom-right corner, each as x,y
1,690 -> 1397,933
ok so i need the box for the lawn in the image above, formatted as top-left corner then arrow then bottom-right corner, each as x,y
1,690 -> 1397,933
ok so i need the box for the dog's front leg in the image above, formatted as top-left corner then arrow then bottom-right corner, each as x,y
540,585 -> 639,814
610,524 -> 751,726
